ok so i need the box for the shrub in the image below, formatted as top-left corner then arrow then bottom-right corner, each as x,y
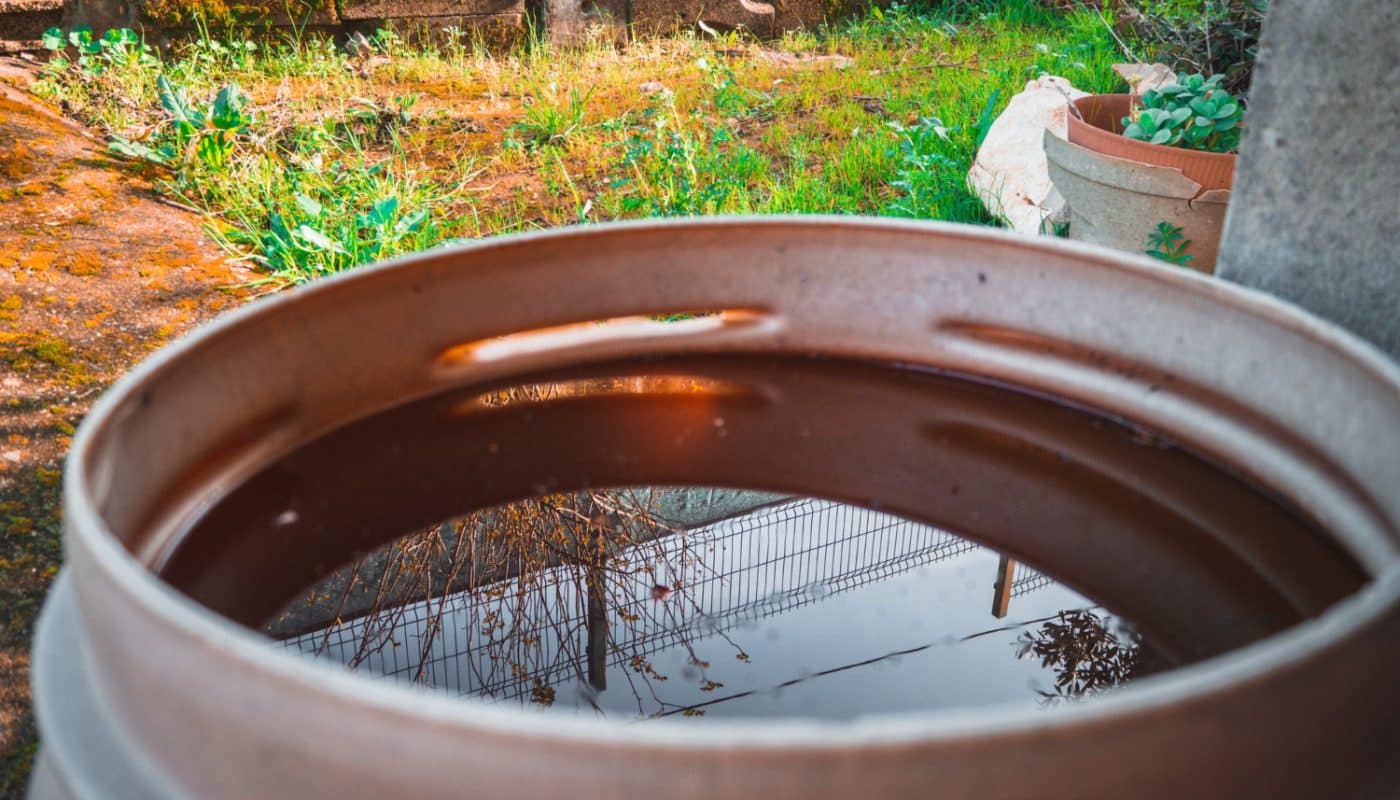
1117,0 -> 1266,95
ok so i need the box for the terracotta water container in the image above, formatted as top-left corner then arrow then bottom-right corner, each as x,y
28,219 -> 1400,799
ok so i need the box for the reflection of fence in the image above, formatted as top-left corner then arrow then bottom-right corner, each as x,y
279,498 -> 1046,701
600,499 -> 982,681
991,556 -> 1051,618
1011,566 -> 1054,596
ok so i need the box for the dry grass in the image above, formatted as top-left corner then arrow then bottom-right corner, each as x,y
33,1 -> 1123,284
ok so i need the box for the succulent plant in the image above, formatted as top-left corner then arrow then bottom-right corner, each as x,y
1122,72 -> 1244,153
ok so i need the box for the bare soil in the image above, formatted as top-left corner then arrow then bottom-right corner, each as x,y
0,60 -> 251,793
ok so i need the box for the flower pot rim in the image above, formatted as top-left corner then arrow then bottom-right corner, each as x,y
1070,93 -> 1240,164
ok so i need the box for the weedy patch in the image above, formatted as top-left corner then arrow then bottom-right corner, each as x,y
510,84 -> 595,149
108,77 -> 252,170
607,92 -> 768,218
33,0 -> 1124,286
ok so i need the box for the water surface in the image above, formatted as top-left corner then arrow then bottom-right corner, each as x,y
273,494 -> 1151,719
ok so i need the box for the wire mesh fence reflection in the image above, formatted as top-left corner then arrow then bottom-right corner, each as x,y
276,496 -> 1052,703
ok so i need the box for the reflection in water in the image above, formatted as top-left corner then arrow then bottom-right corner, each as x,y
1016,609 -> 1142,704
269,490 -> 1151,719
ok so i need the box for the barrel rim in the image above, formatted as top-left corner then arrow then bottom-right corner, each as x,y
54,216 -> 1400,751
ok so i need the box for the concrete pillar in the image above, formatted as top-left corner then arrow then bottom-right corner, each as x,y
1217,0 -> 1399,360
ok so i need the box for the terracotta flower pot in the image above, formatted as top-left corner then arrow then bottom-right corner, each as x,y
1067,94 -> 1237,191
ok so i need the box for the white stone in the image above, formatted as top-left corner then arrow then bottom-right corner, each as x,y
1113,63 -> 1175,96
967,75 -> 1086,236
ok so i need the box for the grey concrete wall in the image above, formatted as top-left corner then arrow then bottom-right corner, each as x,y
41,0 -> 866,48
0,0 -> 63,52
1217,0 -> 1399,360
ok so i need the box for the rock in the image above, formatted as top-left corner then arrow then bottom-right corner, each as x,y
0,0 -> 61,53
339,0 -> 519,20
967,75 -> 1086,236
344,30 -> 374,57
1113,62 -> 1175,96
755,49 -> 854,69
629,0 -> 865,38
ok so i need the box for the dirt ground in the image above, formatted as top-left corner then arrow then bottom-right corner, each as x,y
0,59 -> 252,794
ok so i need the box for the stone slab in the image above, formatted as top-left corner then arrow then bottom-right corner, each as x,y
0,0 -> 61,49
340,0 -> 519,20
1217,0 -> 1400,359
349,12 -> 524,46
58,0 -> 870,48
630,0 -> 865,38
135,0 -> 339,28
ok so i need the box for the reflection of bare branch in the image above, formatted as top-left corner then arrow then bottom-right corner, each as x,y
1016,608 -> 1141,703
273,492 -> 1033,718
271,484 -> 737,710
413,521 -> 472,683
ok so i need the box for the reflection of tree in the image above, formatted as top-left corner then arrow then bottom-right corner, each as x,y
272,484 -> 736,715
1016,608 -> 1140,703
259,376 -> 764,714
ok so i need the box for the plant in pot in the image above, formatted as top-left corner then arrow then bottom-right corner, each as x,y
1043,72 -> 1246,273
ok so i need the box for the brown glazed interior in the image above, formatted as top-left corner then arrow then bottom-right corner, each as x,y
158,355 -> 1365,669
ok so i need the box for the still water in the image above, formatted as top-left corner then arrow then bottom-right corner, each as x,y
152,355 -> 1358,720
271,493 -> 1151,719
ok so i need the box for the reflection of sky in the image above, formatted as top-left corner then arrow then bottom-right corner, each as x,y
550,546 -> 1096,720
287,498 -> 1112,720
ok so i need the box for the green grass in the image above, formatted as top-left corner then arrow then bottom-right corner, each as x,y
33,0 -> 1124,286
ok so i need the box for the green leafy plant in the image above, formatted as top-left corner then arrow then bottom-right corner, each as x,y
187,22 -> 259,72
231,157 -> 445,280
1145,221 -> 1194,266
109,77 -> 251,171
40,26 -> 64,51
368,26 -> 404,56
41,26 -> 157,76
260,191 -> 428,274
698,56 -> 771,120
1122,72 -> 1244,153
